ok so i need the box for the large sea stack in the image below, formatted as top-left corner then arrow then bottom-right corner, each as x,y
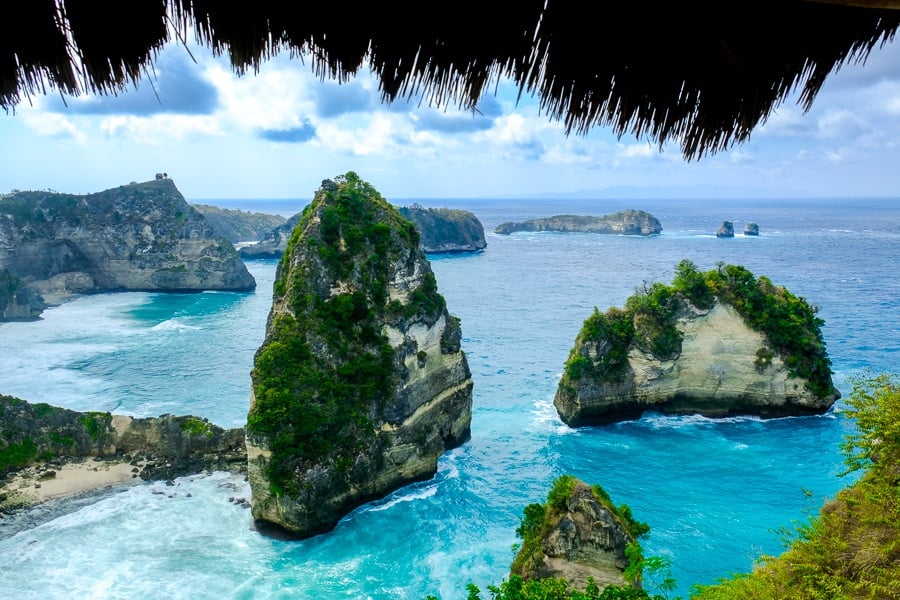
0,179 -> 255,303
555,260 -> 839,426
246,173 -> 473,538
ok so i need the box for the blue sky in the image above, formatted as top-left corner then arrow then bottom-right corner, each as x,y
2,34 -> 900,202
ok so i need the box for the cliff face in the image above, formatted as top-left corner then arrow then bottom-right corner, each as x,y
246,173 -> 473,538
192,204 -> 286,243
554,262 -> 839,426
494,209 -> 662,236
0,179 -> 255,303
397,204 -> 487,253
238,212 -> 301,259
512,476 -> 637,593
0,395 -> 246,480
0,268 -> 43,320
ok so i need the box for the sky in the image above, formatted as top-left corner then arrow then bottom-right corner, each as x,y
2,32 -> 900,202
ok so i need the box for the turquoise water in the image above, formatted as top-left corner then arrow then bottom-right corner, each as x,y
0,198 -> 898,598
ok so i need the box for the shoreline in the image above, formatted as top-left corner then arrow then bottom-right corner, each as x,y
0,456 -> 147,539
0,456 -> 145,512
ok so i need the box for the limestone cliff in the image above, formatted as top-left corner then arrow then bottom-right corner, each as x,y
193,204 -> 286,243
0,179 -> 255,303
555,261 -> 839,426
511,475 -> 641,593
0,268 -> 44,320
238,212 -> 301,259
494,209 -> 662,236
397,204 -> 487,253
0,395 -> 246,481
246,172 -> 473,538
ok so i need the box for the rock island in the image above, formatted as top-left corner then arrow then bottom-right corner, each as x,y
246,172 -> 473,538
555,260 -> 839,426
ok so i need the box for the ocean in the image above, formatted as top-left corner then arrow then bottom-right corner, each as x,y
0,197 -> 898,599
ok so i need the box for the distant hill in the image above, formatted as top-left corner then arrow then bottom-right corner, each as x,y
0,179 -> 256,304
193,204 -> 286,243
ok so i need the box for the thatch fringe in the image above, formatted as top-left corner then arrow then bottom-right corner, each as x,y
2,1 -> 898,159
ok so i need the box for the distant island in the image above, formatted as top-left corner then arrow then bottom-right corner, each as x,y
0,179 -> 255,314
397,204 -> 486,253
494,209 -> 662,236
239,200 -> 487,258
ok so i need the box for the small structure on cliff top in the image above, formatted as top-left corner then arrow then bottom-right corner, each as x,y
246,172 -> 473,538
555,260 -> 839,426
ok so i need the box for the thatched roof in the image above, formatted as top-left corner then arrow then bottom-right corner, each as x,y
2,1 -> 899,159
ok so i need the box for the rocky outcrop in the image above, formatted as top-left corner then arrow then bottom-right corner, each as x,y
0,268 -> 44,320
397,204 -> 487,253
238,212 -> 301,259
193,204 -> 286,243
246,173 -> 473,538
0,395 -> 246,481
494,210 -> 661,236
0,179 -> 255,304
744,222 -> 760,236
555,261 -> 839,426
511,476 -> 638,593
716,220 -> 735,237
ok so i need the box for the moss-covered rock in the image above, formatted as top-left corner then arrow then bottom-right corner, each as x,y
511,475 -> 645,594
246,172 -> 473,538
555,260 -> 839,426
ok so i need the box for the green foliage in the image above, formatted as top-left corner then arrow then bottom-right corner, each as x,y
248,172 -> 448,495
0,437 -> 37,473
510,475 -> 658,593
181,417 -> 213,437
691,374 -> 900,599
561,260 -> 835,399
77,412 -> 110,441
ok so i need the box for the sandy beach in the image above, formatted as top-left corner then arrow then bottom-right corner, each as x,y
0,457 -> 144,511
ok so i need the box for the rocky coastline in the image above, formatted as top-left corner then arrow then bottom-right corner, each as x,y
0,395 -> 246,518
0,178 -> 255,310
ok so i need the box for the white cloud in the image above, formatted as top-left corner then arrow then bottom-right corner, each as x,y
97,114 -> 221,143
20,112 -> 86,143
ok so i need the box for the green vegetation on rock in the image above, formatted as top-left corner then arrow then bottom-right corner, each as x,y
455,474 -> 671,600
248,172 -> 448,495
561,260 -> 834,399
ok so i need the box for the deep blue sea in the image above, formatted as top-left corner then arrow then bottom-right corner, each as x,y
0,197 -> 898,599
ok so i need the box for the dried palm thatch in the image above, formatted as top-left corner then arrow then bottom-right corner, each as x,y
2,0 -> 899,159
